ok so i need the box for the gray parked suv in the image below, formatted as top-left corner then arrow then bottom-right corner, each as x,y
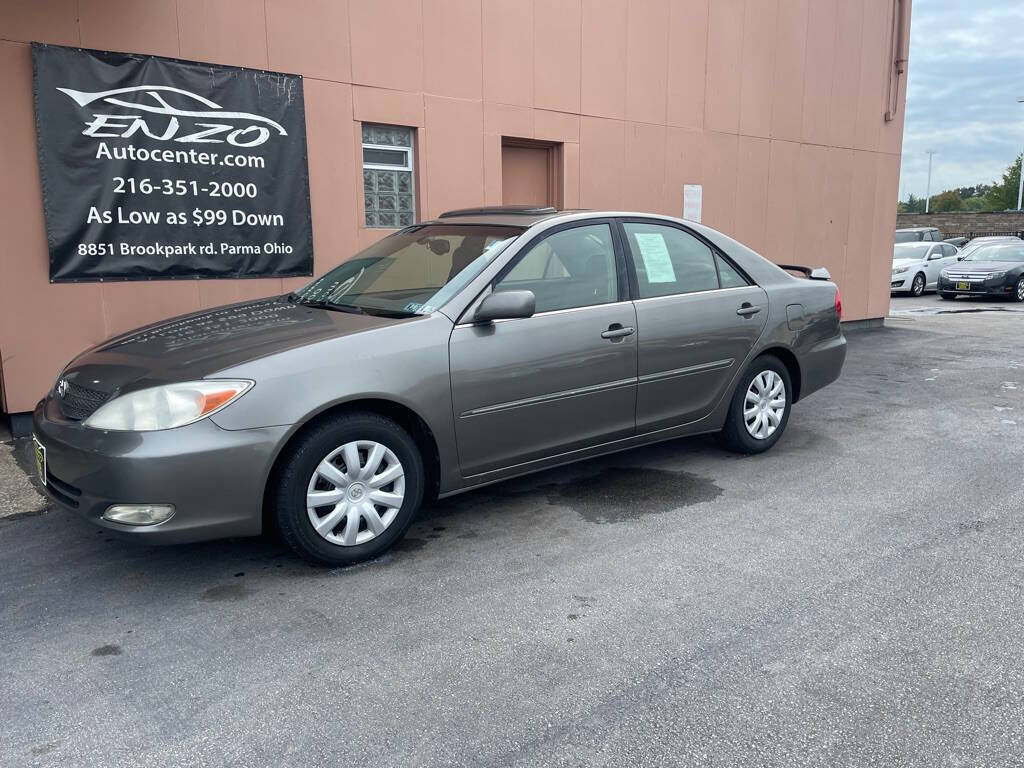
33,208 -> 846,565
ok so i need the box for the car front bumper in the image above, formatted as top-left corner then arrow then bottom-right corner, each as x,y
937,274 -> 1016,297
32,397 -> 289,544
890,273 -> 916,293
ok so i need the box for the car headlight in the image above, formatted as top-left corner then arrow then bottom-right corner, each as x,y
892,265 -> 909,274
990,271 -> 1007,280
83,380 -> 253,431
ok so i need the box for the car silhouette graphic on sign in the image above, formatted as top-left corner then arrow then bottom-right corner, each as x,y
57,84 -> 288,147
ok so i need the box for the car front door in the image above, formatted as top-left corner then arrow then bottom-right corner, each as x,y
449,221 -> 638,478
619,219 -> 769,432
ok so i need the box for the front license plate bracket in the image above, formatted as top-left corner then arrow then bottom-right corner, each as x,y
33,437 -> 47,486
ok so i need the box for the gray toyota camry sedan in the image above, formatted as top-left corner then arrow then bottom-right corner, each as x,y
34,207 -> 846,565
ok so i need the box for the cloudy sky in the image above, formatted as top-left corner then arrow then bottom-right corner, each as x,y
898,0 -> 1024,201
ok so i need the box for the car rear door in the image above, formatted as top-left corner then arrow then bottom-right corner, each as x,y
925,243 -> 955,287
618,218 -> 768,433
448,220 -> 637,478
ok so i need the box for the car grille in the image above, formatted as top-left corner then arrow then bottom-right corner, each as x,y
944,271 -> 991,280
59,381 -> 110,421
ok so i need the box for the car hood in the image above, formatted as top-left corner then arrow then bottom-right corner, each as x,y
950,261 -> 1017,273
57,296 -> 417,398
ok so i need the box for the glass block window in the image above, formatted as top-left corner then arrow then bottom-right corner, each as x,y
362,124 -> 416,228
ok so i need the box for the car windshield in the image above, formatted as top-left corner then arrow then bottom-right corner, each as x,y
894,231 -> 922,243
894,243 -> 930,260
963,243 -> 1024,263
293,224 -> 524,316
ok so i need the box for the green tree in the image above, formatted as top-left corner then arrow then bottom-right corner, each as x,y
929,189 -> 964,212
979,153 -> 1022,211
898,193 -> 925,213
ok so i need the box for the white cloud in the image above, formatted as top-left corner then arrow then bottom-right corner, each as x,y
898,0 -> 1024,200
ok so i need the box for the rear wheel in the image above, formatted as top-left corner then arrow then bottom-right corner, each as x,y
720,356 -> 792,454
910,272 -> 926,297
272,412 -> 424,566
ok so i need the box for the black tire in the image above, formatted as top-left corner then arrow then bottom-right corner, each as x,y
720,355 -> 793,455
910,272 -> 926,297
272,412 -> 425,566
1014,278 -> 1024,303
940,292 -> 956,300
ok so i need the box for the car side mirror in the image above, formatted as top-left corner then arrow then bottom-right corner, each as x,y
474,290 -> 535,322
957,255 -> 967,261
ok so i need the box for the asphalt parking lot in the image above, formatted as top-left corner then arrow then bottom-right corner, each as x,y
3,294 -> 1024,767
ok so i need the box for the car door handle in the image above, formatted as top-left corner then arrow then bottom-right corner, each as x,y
601,325 -> 635,340
736,304 -> 762,317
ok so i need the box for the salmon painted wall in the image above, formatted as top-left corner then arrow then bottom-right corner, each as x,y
0,0 -> 910,414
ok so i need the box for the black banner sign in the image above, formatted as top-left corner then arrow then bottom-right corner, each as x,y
32,43 -> 313,282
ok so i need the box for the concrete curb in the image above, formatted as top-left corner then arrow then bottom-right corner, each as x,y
0,433 -> 47,520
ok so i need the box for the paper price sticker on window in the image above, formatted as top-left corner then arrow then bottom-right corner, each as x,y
634,233 -> 676,283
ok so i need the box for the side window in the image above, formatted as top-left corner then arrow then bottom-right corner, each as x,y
943,244 -> 956,257
623,222 -> 719,298
715,254 -> 749,288
494,224 -> 617,313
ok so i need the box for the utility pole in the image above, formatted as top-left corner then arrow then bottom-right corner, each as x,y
924,149 -> 936,213
1017,97 -> 1023,211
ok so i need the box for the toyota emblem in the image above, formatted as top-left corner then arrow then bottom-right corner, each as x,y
56,378 -> 69,398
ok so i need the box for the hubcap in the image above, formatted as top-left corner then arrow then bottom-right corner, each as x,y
306,440 -> 405,547
744,370 -> 786,440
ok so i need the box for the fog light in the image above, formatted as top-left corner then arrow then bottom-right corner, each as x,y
103,504 -> 175,526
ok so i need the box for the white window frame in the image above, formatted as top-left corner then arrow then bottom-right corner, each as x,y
362,143 -> 414,172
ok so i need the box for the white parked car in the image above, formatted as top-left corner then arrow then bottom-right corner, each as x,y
891,241 -> 960,296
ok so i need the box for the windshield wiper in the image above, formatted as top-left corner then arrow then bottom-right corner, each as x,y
292,298 -> 367,315
360,307 -> 419,318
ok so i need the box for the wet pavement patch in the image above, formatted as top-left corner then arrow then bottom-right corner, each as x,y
90,644 -> 122,657
391,536 -> 427,553
542,467 -> 722,524
200,584 -> 253,602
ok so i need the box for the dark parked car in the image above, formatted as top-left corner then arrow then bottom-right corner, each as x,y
895,226 -> 943,243
939,241 -> 1024,301
33,208 -> 846,565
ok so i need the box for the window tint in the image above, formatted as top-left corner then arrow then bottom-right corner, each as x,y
623,222 -> 719,298
494,224 -> 617,313
715,254 -> 748,288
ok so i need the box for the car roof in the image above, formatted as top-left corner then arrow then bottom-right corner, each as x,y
427,206 -> 566,227
895,226 -> 939,232
894,241 -> 936,248
425,207 -> 706,228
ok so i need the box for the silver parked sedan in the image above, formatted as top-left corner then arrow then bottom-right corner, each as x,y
33,208 -> 846,565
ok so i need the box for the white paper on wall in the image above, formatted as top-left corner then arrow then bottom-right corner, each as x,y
683,184 -> 702,223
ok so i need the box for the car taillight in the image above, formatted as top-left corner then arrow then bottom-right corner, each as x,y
835,287 -> 842,320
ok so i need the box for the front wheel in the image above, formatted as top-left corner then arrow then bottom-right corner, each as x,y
720,356 -> 792,454
272,412 -> 425,566
1014,278 -> 1024,303
910,272 -> 926,297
